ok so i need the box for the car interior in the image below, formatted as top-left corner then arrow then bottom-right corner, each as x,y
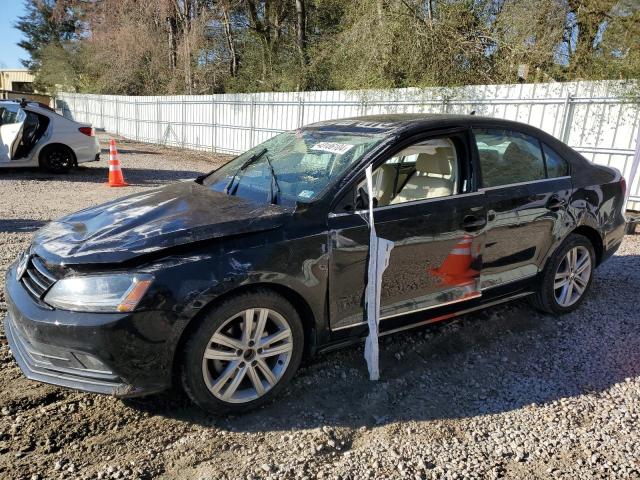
13,110 -> 49,160
365,138 -> 459,207
0,104 -> 49,161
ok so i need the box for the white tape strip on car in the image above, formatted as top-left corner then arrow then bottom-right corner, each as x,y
310,142 -> 354,155
362,164 -> 394,381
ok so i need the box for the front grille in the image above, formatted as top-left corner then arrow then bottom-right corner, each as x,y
20,255 -> 58,302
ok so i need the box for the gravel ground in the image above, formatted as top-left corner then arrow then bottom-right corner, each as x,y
1,135 -> 639,480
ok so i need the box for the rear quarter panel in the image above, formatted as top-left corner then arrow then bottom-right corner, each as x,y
35,111 -> 99,163
565,150 -> 626,259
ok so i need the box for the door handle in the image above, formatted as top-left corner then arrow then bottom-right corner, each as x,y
461,215 -> 487,231
546,196 -> 566,211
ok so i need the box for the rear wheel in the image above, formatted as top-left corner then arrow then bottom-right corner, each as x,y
180,290 -> 304,414
40,145 -> 75,173
530,233 -> 595,314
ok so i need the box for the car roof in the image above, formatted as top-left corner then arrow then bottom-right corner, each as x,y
307,114 -> 546,137
0,99 -> 55,114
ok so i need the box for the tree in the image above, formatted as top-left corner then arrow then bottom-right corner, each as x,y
562,0 -> 640,80
15,0 -> 77,73
295,0 -> 308,68
221,0 -> 240,77
13,0 -> 640,95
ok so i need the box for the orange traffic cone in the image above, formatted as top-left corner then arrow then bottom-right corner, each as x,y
108,139 -> 128,187
430,235 -> 478,286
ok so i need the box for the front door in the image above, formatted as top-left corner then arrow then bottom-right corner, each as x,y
473,128 -> 572,289
327,131 -> 487,330
0,105 -> 26,162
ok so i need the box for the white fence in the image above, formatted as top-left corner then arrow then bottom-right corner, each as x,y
56,80 -> 640,210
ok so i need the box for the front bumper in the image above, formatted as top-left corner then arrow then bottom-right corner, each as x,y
5,312 -> 131,396
4,263 -> 176,397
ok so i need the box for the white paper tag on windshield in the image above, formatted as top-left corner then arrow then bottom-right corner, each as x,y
311,142 -> 354,155
298,190 -> 314,199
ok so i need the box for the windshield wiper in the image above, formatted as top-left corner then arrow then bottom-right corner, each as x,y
224,147 -> 268,195
263,153 -> 281,205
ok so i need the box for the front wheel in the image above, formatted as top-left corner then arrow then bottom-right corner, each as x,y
180,290 -> 304,414
530,233 -> 596,314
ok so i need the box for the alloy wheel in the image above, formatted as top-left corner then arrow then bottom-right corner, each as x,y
48,150 -> 72,170
201,308 -> 293,403
554,245 -> 592,307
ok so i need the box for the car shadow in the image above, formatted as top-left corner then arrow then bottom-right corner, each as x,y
0,219 -> 48,233
122,252 -> 640,432
0,166 -> 203,185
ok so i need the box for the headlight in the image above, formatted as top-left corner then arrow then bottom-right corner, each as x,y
16,251 -> 29,279
44,274 -> 153,312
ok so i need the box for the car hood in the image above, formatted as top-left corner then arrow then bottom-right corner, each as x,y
32,181 -> 291,265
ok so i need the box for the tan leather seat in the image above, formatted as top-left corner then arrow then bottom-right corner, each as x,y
391,148 -> 453,204
373,163 -> 397,206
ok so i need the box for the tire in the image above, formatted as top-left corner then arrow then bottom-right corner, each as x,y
530,233 -> 596,314
40,145 -> 75,173
180,289 -> 304,415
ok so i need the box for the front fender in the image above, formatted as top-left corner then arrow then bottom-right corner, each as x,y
152,233 -> 330,359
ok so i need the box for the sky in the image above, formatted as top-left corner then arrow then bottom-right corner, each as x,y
0,0 -> 28,69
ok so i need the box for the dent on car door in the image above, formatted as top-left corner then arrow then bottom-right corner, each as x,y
327,131 -> 487,330
0,106 -> 26,161
473,128 -> 572,290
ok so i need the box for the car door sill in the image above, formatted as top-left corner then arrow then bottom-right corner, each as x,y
330,290 -> 533,332
378,291 -> 533,337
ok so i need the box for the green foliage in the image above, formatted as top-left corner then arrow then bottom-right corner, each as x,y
15,0 -> 77,72
32,42 -> 82,93
14,0 -> 640,95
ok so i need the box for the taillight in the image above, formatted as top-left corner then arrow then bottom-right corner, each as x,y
78,126 -> 95,137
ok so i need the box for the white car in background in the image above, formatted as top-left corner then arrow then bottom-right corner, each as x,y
0,99 -> 101,173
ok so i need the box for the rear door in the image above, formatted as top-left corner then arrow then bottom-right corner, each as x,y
327,129 -> 487,330
472,128 -> 571,290
0,105 -> 26,162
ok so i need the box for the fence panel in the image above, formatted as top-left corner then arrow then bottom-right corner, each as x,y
56,80 -> 640,209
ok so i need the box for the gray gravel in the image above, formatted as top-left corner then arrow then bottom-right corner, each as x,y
0,134 -> 639,480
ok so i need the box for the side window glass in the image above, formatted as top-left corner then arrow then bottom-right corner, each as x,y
360,137 -> 459,207
475,129 -> 545,188
0,105 -> 20,125
542,143 -> 568,178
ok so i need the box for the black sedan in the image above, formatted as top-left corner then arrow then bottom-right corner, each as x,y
4,114 -> 627,414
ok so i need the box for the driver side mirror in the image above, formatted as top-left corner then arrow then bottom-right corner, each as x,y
355,187 -> 378,210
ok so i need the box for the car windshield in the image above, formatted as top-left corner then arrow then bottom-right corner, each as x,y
202,128 -> 384,205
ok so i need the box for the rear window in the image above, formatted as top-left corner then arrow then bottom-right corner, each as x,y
542,143 -> 569,178
474,129 -> 546,188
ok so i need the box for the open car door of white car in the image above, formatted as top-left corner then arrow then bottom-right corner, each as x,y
0,106 -> 26,163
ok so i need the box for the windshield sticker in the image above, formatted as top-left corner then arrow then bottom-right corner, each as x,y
298,190 -> 314,199
311,142 -> 354,155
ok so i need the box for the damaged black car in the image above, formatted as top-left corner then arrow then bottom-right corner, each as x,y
5,114 -> 627,414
